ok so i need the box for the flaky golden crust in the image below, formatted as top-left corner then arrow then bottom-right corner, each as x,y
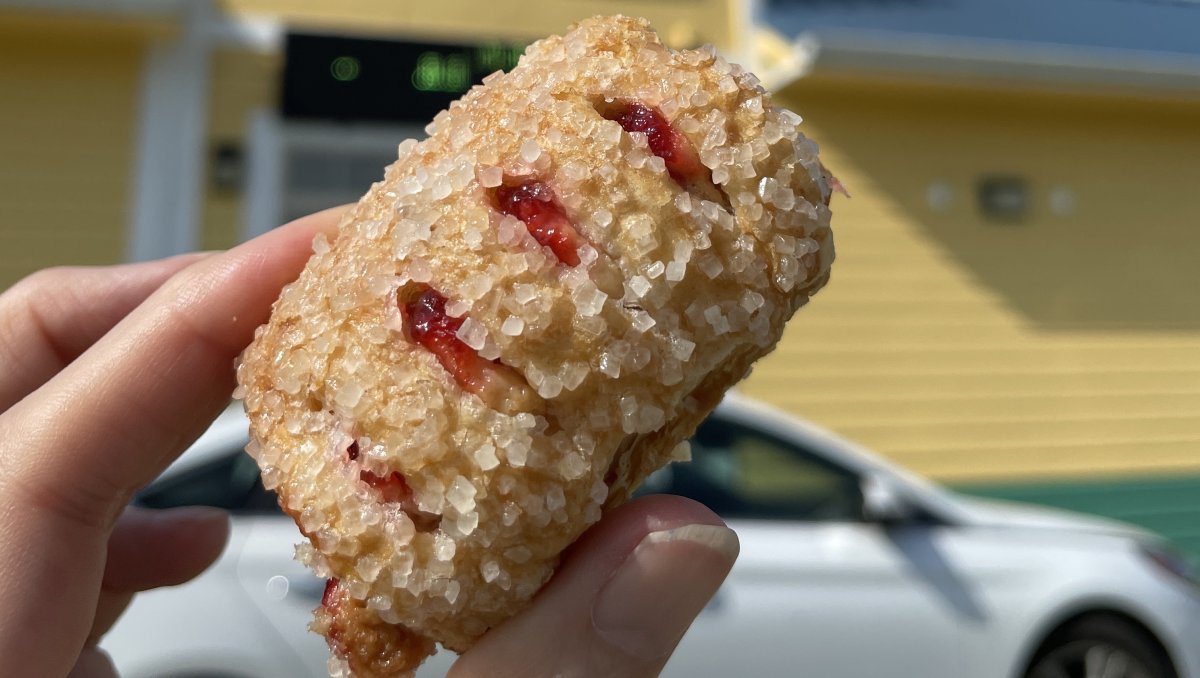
237,15 -> 833,677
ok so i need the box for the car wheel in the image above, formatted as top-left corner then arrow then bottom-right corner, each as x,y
1025,615 -> 1177,678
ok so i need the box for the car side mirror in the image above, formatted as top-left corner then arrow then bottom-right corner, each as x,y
861,473 -> 914,525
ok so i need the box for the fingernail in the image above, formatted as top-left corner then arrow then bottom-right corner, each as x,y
592,524 -> 739,660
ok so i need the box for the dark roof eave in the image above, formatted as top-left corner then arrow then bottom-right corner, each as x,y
768,27 -> 1200,94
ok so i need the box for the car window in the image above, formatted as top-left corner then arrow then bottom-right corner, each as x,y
641,416 -> 865,522
136,446 -> 281,515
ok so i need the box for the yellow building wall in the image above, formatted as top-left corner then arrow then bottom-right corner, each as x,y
216,0 -> 741,49
747,75 -> 1200,484
0,19 -> 144,289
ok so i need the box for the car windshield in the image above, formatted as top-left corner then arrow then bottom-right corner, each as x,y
639,416 -> 865,522
136,443 -> 279,514
139,413 -> 867,523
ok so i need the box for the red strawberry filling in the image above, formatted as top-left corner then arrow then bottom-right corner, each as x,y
321,578 -> 348,658
345,441 -> 439,529
405,286 -> 502,393
323,578 -> 340,608
820,161 -> 848,203
360,470 -> 414,505
401,285 -> 540,413
607,101 -> 706,184
493,181 -> 585,266
600,99 -> 729,208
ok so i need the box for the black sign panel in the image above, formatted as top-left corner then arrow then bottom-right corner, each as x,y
282,33 -> 524,124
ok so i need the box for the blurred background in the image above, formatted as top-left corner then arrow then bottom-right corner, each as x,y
3,0 -> 1197,555
3,1 -> 1200,675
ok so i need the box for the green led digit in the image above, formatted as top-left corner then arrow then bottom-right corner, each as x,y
330,55 -> 361,82
445,53 -> 469,92
412,52 -> 442,92
477,44 -> 503,71
503,45 -> 522,70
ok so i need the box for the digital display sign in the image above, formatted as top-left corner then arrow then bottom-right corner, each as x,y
282,33 -> 524,124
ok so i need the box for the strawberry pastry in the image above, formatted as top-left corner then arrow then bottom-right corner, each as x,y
236,15 -> 835,677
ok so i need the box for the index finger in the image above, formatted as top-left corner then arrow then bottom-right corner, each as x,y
0,253 -> 211,412
0,205 -> 347,530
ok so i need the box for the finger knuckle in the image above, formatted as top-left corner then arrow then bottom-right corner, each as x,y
6,466 -> 125,533
8,266 -> 82,300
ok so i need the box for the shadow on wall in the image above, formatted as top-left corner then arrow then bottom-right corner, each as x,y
791,78 -> 1200,331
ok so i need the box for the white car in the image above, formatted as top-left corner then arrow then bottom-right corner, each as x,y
103,395 -> 1200,678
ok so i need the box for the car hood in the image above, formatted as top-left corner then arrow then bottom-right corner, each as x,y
956,495 -> 1151,539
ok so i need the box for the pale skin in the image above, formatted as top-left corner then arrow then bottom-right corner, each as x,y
0,206 -> 738,678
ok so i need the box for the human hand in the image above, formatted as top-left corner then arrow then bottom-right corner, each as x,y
0,206 -> 737,678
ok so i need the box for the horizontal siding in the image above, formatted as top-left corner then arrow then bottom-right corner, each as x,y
0,26 -> 141,290
867,419 -> 1198,455
771,346 -> 1200,373
959,474 -> 1200,560
799,393 -> 1200,428
742,80 -> 1200,484
780,371 -> 1200,400
913,440 -> 1199,483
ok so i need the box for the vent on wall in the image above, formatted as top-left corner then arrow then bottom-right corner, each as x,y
976,175 -> 1029,223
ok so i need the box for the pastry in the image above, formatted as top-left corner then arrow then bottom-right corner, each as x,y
236,14 -> 834,677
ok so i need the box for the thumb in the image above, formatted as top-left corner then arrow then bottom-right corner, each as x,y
450,495 -> 739,678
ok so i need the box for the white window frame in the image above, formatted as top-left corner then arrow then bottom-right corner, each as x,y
242,110 -> 423,240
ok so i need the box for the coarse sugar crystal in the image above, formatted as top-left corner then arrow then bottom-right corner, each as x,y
477,165 -> 503,188
455,318 -> 488,351
573,283 -> 607,317
481,559 -> 502,583
473,443 -> 500,471
665,261 -> 686,282
545,486 -> 566,512
500,316 -> 525,336
630,310 -> 656,332
628,275 -> 651,298
447,476 -> 477,513
519,139 -> 542,164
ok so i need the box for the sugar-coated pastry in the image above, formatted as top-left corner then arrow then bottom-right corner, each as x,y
236,14 -> 834,677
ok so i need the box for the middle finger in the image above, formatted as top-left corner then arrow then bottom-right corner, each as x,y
88,505 -> 229,645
